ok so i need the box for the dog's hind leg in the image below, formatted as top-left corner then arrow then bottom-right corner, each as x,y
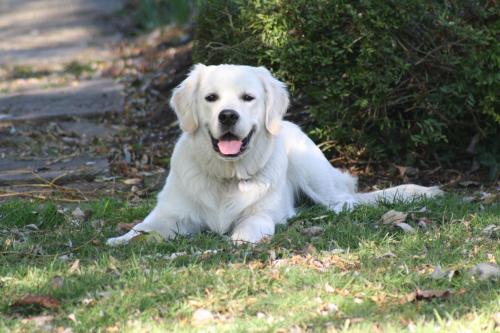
283,122 -> 358,212
355,184 -> 444,205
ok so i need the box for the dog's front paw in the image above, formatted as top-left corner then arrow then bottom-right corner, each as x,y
106,229 -> 142,246
106,236 -> 129,247
230,230 -> 267,245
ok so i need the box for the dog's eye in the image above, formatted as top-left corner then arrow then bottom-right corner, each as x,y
205,94 -> 219,102
241,94 -> 255,102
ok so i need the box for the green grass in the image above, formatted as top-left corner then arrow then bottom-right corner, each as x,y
0,195 -> 498,332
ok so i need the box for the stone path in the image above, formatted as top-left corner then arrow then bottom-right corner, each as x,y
0,0 -> 126,198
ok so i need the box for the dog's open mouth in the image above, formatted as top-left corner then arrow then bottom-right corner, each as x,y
210,129 -> 255,158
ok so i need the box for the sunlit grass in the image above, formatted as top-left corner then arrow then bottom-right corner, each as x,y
0,195 -> 498,332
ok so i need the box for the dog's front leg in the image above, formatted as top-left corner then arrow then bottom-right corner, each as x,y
106,207 -> 191,246
230,214 -> 275,244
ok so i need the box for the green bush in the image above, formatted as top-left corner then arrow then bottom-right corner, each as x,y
194,0 -> 499,172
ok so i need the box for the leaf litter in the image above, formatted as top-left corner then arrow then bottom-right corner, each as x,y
11,295 -> 61,313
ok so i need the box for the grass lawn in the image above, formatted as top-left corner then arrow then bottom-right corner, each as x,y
0,194 -> 499,332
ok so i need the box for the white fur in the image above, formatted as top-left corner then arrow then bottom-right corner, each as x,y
107,64 -> 443,246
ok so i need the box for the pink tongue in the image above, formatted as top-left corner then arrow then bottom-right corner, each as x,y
218,140 -> 242,155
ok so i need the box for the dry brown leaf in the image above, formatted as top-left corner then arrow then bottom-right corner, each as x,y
116,220 -> 142,232
20,315 -> 54,326
12,295 -> 61,310
68,259 -> 80,273
403,289 -> 454,303
381,210 -> 408,224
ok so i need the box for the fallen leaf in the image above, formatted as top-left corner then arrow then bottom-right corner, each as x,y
67,313 -> 77,322
395,222 -> 416,233
324,283 -> 335,293
318,303 -> 338,315
68,259 -> 80,273
71,207 -> 85,220
12,295 -> 60,310
192,308 -> 214,325
116,220 -> 142,232
20,315 -> 54,327
301,226 -> 324,236
122,178 -> 142,185
404,289 -> 451,302
106,326 -> 120,333
470,263 -> 500,280
381,210 -> 408,225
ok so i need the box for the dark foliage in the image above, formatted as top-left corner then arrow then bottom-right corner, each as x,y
194,0 -> 499,176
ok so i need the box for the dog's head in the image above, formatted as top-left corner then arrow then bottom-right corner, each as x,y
170,64 -> 289,160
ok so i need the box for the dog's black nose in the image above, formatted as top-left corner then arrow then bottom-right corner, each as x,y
218,109 -> 239,127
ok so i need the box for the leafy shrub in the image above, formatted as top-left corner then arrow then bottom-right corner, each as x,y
194,0 -> 499,172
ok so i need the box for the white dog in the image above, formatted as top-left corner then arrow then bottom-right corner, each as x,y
107,64 -> 442,245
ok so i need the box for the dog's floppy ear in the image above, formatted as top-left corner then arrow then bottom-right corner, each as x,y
255,66 -> 289,135
170,64 -> 206,133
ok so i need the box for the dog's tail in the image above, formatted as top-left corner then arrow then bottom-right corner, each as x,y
355,184 -> 444,205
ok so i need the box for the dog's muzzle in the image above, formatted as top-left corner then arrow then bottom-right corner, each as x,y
210,128 -> 255,158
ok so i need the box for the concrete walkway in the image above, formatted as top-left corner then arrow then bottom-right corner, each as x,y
0,0 -> 122,66
0,0 -> 125,196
